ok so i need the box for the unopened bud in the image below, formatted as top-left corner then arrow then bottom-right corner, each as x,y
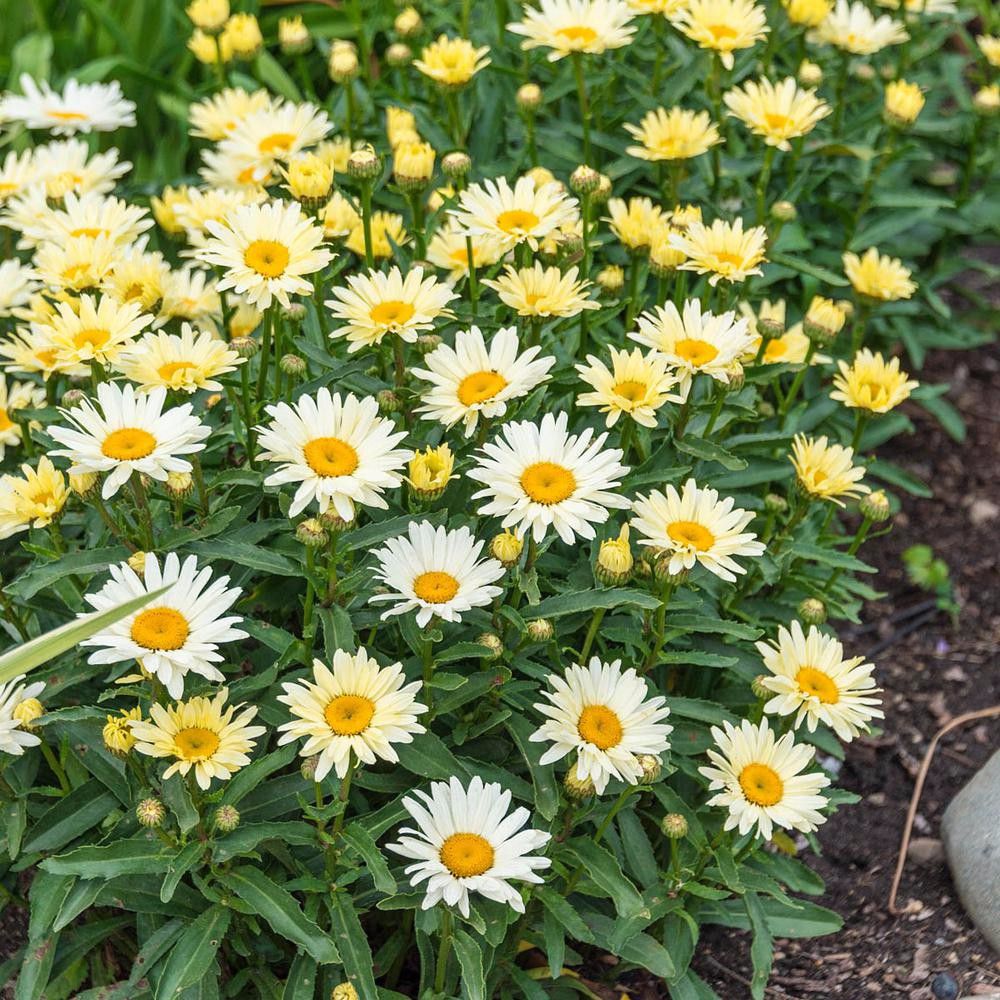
213,805 -> 240,832
563,770 -> 596,801
637,754 -> 662,784
441,151 -> 471,181
859,489 -> 891,523
62,388 -> 87,408
393,6 -> 422,37
128,551 -> 148,575
296,518 -> 329,548
377,389 -> 402,414
973,85 -> 1000,116
526,619 -> 554,642
596,525 -> 633,585
319,510 -> 353,534
137,797 -> 165,828
490,531 -> 523,567
596,265 -> 624,295
280,353 -> 307,379
798,597 -> 827,625
516,82 -> 543,112
416,334 -> 442,355
477,633 -> 503,659
231,335 -> 258,358
798,60 -> 822,87
386,42 -> 413,68
329,40 -> 360,83
347,148 -> 381,181
803,296 -> 846,346
331,984 -> 359,1000
13,698 -> 43,730
70,471 -> 98,498
164,471 -> 193,499
764,492 -> 788,514
751,675 -> 771,699
771,200 -> 797,222
569,164 -> 600,196
726,362 -> 745,393
592,174 -> 613,204
301,756 -> 319,781
660,813 -> 688,839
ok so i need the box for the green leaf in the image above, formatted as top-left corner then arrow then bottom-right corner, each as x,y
189,541 -> 299,576
565,838 -> 644,918
41,837 -> 174,879
162,774 -> 200,835
584,914 -> 675,979
253,51 -> 302,101
452,929 -> 486,1000
317,606 -> 356,657
665,614 -> 762,640
160,842 -> 204,904
535,887 -> 595,945
327,893 -> 376,994
744,893 -> 773,1000
155,906 -> 231,1000
281,955 -> 317,1000
532,588 -> 660,618
674,436 -> 748,472
22,781 -> 115,854
7,546 -> 129,601
219,743 -> 299,808
398,732 -> 470,780
15,932 -> 58,1000
341,823 -> 397,895
768,252 -> 850,286
505,716 -> 559,821
541,907 -> 565,981
211,822 -> 317,863
216,868 -> 339,965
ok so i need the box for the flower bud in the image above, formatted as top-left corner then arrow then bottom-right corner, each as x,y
526,619 -> 554,642
441,151 -> 471,181
596,524 -> 633,585
394,140 -> 436,192
213,805 -> 240,833
726,362 -> 745,393
660,813 -> 688,839
165,471 -> 194,499
128,551 -> 148,575
592,173 -> 613,204
596,265 -> 625,295
570,164 -> 600,196
230,335 -> 259,358
279,16 -> 311,54
13,698 -> 44,730
416,334 -> 442,355
300,756 -> 319,781
280,353 -> 307,379
650,239 -> 686,276
477,633 -> 504,659
758,400 -> 775,419
377,388 -> 402,414
319,510 -> 353,534
287,153 -> 333,206
652,553 -> 687,585
517,82 -> 543,112
884,79 -> 924,128
394,6 -> 422,37
69,471 -> 98,498
62,388 -> 87,408
408,444 -> 454,501
634,557 -> 653,580
771,199 -> 797,222
225,13 -> 263,60
750,674 -> 771,699
296,518 -> 330,548
798,597 -> 827,626
854,63 -> 875,83
347,148 -> 381,181
104,709 -> 140,755
329,40 -> 360,83
803,295 -> 846,346
859,489 -> 891,523
927,162 -> 960,187
670,203 -> 702,230
798,60 -> 823,87
490,531 -> 523,567
137,797 -> 166,828
973,84 -> 1000,116
563,770 -> 596,801
386,42 -> 413,67
764,492 -> 788,514
187,0 -> 229,32
637,754 -> 662,784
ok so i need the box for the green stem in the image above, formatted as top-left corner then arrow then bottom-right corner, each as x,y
755,145 -> 776,224
642,579 -> 677,672
465,237 -> 479,317
332,753 -> 356,835
571,53 -> 592,164
778,341 -> 818,422
359,181 -> 375,269
256,308 -> 273,404
850,411 -> 869,453
41,741 -> 70,794
823,516 -> 872,591
703,384 -> 727,436
579,608 -> 605,662
434,907 -> 454,994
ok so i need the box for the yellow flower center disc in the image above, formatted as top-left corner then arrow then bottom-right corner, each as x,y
174,726 -> 221,761
244,240 -> 290,278
739,763 -> 784,807
577,704 -> 624,750
795,667 -> 840,704
520,462 -> 576,505
413,571 -> 460,604
439,833 -> 495,878
303,437 -> 359,477
666,520 -> 715,551
102,427 -> 157,461
324,694 -> 376,736
457,370 -> 508,406
131,607 -> 190,651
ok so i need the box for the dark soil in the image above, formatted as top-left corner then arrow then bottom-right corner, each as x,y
693,341 -> 1000,999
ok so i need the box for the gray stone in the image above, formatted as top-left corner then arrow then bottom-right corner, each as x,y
942,748 -> 1000,956
908,837 -> 945,866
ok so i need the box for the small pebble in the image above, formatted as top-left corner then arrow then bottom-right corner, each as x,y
933,972 -> 959,1000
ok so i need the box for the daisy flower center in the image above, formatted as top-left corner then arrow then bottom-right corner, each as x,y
763,112 -> 793,132
302,437 -> 360,477
0,409 -> 12,432
666,520 -> 716,551
244,240 -> 290,278
122,282 -> 146,301
556,25 -> 598,44
713,251 -> 745,269
496,209 -> 540,235
323,694 -> 376,736
738,762 -> 784,807
577,704 -> 624,750
439,832 -> 495,878
130,607 -> 190,651
73,328 -> 111,350
764,339 -> 787,361
174,726 -> 221,761
449,247 -> 471,265
795,667 -> 840,704
520,461 -> 577,505
47,109 -> 88,122
158,361 -> 199,381
259,132 -> 296,155
37,348 -> 58,367
858,379 -> 886,402
613,379 -> 648,403
413,571 -> 461,604
708,23 -> 738,41
457,370 -> 508,406
369,300 -> 416,326
673,338 -> 719,366
102,427 -> 158,461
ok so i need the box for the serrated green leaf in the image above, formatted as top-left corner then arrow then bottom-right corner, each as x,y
155,906 -> 230,1000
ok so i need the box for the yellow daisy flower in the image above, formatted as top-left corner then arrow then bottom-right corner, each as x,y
624,107 -> 723,161
843,247 -> 916,301
724,77 -> 830,150
669,218 -> 768,285
831,349 -> 918,413
576,347 -> 684,427
413,35 -> 491,86
507,0 -> 638,61
670,0 -> 769,69
482,262 -> 598,318
0,457 -> 69,539
790,434 -> 869,505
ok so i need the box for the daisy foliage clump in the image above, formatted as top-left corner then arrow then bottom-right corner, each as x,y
0,0 -> 992,996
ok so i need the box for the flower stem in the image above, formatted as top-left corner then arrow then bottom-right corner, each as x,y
434,907 -> 454,994
579,607 -> 605,662
571,53 -> 592,164
359,180 -> 375,269
755,145 -> 776,224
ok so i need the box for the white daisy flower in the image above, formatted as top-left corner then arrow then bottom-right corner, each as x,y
82,552 -> 248,699
32,233 -> 121,295
218,101 -> 332,181
0,259 -> 38,318
629,298 -> 755,397
7,190 -> 152,250
0,149 -> 35,204
450,176 -> 579,253
386,775 -> 552,916
699,718 -> 831,840
530,657 -> 672,794
276,647 -> 428,781
757,621 -> 883,741
326,266 -> 458,353
196,200 -> 333,310
630,479 -> 765,582
0,675 -> 46,756
507,0 -> 638,61
30,138 -> 131,200
468,412 -> 630,544
0,74 -> 136,134
256,388 -> 411,519
159,267 -> 222,325
412,326 -> 556,437
575,346 -> 684,427
130,688 -> 265,790
369,520 -> 505,628
188,87 -> 276,142
39,293 -> 154,372
49,381 -> 211,499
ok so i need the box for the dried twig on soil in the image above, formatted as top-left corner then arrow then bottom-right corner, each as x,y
888,705 -> 1000,914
